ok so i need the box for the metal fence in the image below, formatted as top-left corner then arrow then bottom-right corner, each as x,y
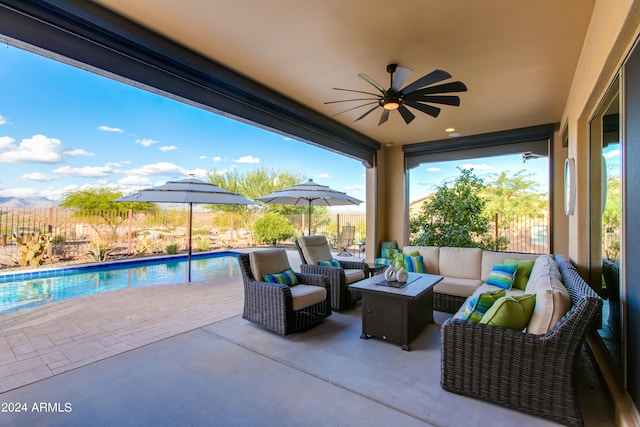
1,207 -> 548,269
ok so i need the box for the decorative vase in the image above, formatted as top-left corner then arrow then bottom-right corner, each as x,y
384,265 -> 397,282
396,266 -> 409,283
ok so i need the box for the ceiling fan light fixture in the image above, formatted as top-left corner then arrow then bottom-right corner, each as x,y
383,101 -> 400,110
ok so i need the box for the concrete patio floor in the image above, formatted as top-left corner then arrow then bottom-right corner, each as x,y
0,249 -> 615,426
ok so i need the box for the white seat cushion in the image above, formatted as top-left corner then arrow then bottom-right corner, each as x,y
344,268 -> 365,284
526,274 -> 571,335
290,284 -> 327,311
434,277 -> 483,298
250,249 -> 292,282
298,235 -> 333,265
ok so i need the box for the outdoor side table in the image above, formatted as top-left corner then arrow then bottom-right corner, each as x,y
366,263 -> 387,277
350,273 -> 443,351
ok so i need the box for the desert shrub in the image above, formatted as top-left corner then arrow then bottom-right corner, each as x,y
254,213 -> 295,246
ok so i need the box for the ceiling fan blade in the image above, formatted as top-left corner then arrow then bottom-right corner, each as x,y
409,81 -> 468,97
397,105 -> 416,124
391,66 -> 413,91
354,104 -> 381,122
403,94 -> 460,106
325,97 -> 380,105
332,87 -> 382,97
358,74 -> 386,93
404,99 -> 441,117
401,69 -> 452,94
378,109 -> 390,126
333,101 -> 380,116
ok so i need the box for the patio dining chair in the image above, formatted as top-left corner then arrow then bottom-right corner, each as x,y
238,249 -> 331,335
296,235 -> 369,310
334,225 -> 356,256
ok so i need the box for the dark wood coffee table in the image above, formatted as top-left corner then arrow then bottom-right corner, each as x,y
350,272 -> 443,351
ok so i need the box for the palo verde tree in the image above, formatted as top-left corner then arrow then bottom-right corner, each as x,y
59,188 -> 159,238
409,168 -> 490,248
206,167 -> 330,237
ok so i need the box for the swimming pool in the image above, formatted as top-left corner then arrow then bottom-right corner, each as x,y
0,251 -> 241,314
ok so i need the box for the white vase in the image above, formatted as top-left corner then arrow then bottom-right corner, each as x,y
396,267 -> 409,283
384,266 -> 397,281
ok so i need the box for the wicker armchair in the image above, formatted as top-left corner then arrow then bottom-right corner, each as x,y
239,250 -> 331,335
295,235 -> 369,310
441,254 -> 602,427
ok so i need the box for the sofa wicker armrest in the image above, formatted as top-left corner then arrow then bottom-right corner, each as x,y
441,254 -> 602,427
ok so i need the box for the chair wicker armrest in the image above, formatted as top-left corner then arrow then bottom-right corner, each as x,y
294,272 -> 331,289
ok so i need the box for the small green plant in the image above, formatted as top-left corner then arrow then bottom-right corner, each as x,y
14,232 -> 53,267
86,240 -> 114,262
135,238 -> 153,255
165,243 -> 178,255
194,236 -> 209,252
254,213 -> 295,246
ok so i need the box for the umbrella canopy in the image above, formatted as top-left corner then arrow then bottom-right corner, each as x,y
115,178 -> 256,282
256,179 -> 363,235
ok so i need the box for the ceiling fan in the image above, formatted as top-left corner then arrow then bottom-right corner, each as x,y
325,64 -> 467,125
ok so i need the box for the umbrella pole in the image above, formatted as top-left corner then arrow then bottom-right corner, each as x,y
308,202 -> 312,236
188,202 -> 193,282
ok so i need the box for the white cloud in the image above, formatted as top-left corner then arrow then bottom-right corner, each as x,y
213,156 -> 222,162
64,148 -> 95,157
121,160 -> 132,164
461,163 -> 494,170
0,134 -> 64,163
0,115 -> 7,126
199,155 -> 208,159
136,138 -> 158,147
160,145 -> 178,152
17,172 -> 55,182
0,187 -> 40,197
233,155 -> 259,164
427,167 -> 441,172
315,173 -> 331,178
53,164 -> 113,178
118,175 -> 152,186
0,136 -> 15,150
603,149 -> 620,159
98,125 -> 123,133
345,184 -> 364,191
125,162 -> 186,176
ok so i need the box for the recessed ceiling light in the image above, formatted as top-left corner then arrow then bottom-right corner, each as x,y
449,132 -> 461,137
386,142 -> 393,147
445,127 -> 455,132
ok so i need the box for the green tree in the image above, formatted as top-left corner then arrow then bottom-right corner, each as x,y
254,212 -> 295,245
206,168 -> 329,238
603,172 -> 621,258
481,170 -> 547,216
409,168 -> 489,248
59,188 -> 158,238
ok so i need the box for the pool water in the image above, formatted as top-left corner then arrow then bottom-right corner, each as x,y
0,252 -> 241,314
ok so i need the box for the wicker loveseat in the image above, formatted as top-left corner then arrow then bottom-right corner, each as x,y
440,254 -> 602,426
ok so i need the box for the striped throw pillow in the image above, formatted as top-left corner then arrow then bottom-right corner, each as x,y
404,255 -> 426,273
486,263 -> 518,290
381,247 -> 401,259
318,258 -> 341,268
461,289 -> 507,322
263,268 -> 299,286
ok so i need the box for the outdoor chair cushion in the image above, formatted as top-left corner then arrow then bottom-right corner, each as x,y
289,284 -> 327,311
526,273 -> 571,334
480,294 -> 536,330
344,268 -> 366,284
318,259 -> 341,268
250,249 -> 292,282
298,235 -> 333,264
438,247 -> 482,279
434,277 -> 484,299
263,268 -> 299,286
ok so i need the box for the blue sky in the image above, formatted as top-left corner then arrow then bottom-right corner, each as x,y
0,44 -> 366,207
2,44 -> 602,210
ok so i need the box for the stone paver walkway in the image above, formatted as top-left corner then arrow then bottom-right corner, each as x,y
0,277 -> 244,393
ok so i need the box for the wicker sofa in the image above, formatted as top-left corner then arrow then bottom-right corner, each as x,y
440,254 -> 602,426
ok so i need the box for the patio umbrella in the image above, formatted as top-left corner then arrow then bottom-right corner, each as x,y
115,178 -> 256,282
256,179 -> 363,235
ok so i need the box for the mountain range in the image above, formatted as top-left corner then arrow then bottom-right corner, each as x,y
0,197 -> 57,209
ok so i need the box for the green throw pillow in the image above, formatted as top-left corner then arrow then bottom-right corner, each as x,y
404,255 -> 426,273
486,263 -> 518,290
504,258 -> 535,290
381,247 -> 401,259
318,258 -> 341,268
480,294 -> 536,330
263,268 -> 299,286
461,289 -> 506,322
